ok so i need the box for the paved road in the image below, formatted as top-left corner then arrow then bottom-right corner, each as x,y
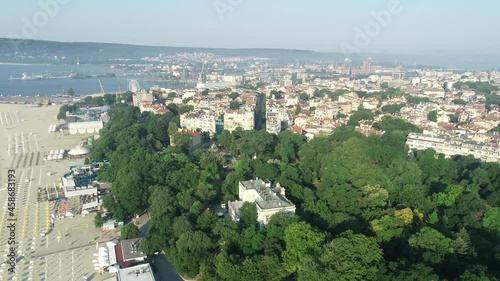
151,255 -> 183,281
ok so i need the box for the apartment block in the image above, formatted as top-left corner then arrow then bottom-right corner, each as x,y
406,133 -> 500,162
224,109 -> 254,132
180,110 -> 217,134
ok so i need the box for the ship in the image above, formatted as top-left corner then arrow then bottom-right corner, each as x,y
96,73 -> 116,78
70,73 -> 92,79
21,72 -> 42,80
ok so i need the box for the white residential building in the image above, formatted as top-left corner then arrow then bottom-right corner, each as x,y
224,110 -> 254,132
266,102 -> 293,128
266,119 -> 281,135
132,91 -> 154,107
228,179 -> 296,227
180,110 -> 217,134
406,133 -> 500,162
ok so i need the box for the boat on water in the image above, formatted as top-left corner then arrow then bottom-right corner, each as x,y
21,72 -> 42,80
70,72 -> 92,79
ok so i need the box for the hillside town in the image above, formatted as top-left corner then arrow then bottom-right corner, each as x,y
129,57 -> 500,162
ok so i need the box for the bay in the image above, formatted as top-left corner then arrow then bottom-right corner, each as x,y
0,63 -> 191,96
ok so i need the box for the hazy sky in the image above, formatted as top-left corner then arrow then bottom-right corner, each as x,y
2,0 -> 500,55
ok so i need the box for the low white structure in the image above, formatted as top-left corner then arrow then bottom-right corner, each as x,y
406,133 -> 500,162
60,177 -> 97,197
116,263 -> 156,281
229,179 -> 296,227
68,145 -> 91,157
68,121 -> 103,135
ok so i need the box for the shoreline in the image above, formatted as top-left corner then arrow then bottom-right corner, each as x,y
0,62 -> 53,66
0,92 -> 117,104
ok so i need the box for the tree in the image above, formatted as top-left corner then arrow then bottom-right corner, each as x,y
175,231 -> 215,278
482,207 -> 500,232
406,95 -> 430,105
239,202 -> 257,228
179,105 -> 194,114
373,116 -> 422,134
84,96 -> 93,104
348,108 -> 375,126
149,186 -> 178,217
298,231 -> 383,281
121,91 -> 134,103
57,105 -> 69,120
489,124 -> 500,134
427,111 -> 438,122
67,88 -> 75,96
229,100 -> 241,110
371,215 -> 404,242
298,136 -> 333,183
94,212 -> 103,227
102,195 -> 127,222
282,222 -> 325,274
408,227 -> 454,264
277,130 -> 307,163
453,99 -> 467,105
270,90 -> 283,99
381,103 -> 405,114
229,92 -> 240,100
168,122 -> 179,136
121,223 -> 140,239
103,93 -> 116,106
255,162 -> 279,181
89,96 -> 500,280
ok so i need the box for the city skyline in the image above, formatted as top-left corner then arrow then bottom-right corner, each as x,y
2,0 -> 500,56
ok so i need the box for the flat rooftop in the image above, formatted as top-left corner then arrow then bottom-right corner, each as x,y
121,238 -> 146,261
240,179 -> 294,210
117,263 -> 156,281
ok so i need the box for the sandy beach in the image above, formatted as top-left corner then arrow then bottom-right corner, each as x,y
0,103 -> 116,281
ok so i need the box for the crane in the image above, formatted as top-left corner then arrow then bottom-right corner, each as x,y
199,61 -> 206,82
98,79 -> 105,94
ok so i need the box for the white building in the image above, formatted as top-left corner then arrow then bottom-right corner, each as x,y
68,121 -> 103,135
116,263 -> 156,281
266,119 -> 281,135
266,102 -> 293,128
180,110 -> 217,134
423,89 -> 446,98
132,91 -> 154,107
224,110 -> 254,132
228,179 -> 296,227
406,133 -> 500,162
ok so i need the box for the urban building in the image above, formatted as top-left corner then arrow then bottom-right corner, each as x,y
406,133 -> 500,162
224,110 -> 254,132
180,110 -> 217,135
68,120 -> 104,135
115,263 -> 156,281
228,179 -> 296,227
132,91 -> 154,107
266,119 -> 281,135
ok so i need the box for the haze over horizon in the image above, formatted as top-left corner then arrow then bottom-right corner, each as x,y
2,0 -> 500,57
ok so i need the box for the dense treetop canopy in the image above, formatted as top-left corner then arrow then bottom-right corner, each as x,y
92,102 -> 500,280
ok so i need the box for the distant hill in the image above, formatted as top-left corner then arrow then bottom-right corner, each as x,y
0,38 -> 349,64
